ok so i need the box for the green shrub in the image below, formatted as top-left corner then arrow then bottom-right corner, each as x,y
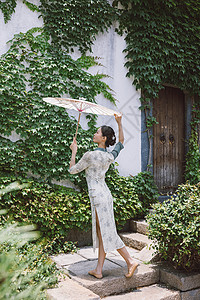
130,171 -> 159,211
0,173 -> 91,253
0,181 -> 60,299
107,166 -> 159,225
185,129 -> 200,184
0,218 -> 59,300
0,167 -> 159,251
146,182 -> 200,271
106,168 -> 142,229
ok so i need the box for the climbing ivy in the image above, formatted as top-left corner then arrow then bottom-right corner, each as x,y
185,129 -> 200,184
0,28 -> 116,186
40,0 -> 116,53
113,0 -> 200,172
114,0 -> 200,96
0,0 -> 17,23
0,0 -> 116,186
1,0 -> 199,183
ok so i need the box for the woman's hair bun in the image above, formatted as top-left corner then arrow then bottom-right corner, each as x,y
101,125 -> 116,147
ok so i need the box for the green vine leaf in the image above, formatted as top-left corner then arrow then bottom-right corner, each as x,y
0,0 -> 17,23
39,0 -> 116,54
22,0 -> 40,12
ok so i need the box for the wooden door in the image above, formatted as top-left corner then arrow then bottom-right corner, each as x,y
153,86 -> 185,193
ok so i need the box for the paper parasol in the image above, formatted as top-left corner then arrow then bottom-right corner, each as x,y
43,97 -> 120,139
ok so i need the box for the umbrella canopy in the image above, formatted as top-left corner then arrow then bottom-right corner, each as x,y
43,97 -> 119,116
43,97 -> 120,138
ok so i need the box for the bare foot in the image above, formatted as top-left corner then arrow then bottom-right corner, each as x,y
125,262 -> 139,278
88,269 -> 103,279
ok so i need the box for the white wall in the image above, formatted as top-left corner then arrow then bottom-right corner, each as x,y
0,0 -> 141,177
87,28 -> 141,176
0,0 -> 43,55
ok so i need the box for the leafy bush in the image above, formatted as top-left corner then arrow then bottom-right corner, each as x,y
0,180 -> 60,299
106,166 -> 159,226
146,182 -> 200,271
130,171 -> 159,211
0,173 -> 91,253
106,167 -> 142,229
0,171 -> 141,246
0,167 -> 159,251
185,129 -> 200,184
0,218 -> 59,300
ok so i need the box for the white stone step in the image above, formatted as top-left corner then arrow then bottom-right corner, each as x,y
66,259 -> 159,298
130,219 -> 149,235
104,284 -> 181,300
46,277 -> 100,300
119,232 -> 152,251
133,243 -> 159,263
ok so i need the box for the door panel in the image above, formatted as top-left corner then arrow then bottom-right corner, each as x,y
153,87 -> 185,193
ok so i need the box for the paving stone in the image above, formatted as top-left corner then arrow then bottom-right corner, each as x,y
106,255 -> 138,268
50,253 -> 86,267
65,258 -> 119,275
104,284 -> 181,300
77,246 -> 116,260
66,259 -> 159,297
130,219 -> 149,235
181,287 -> 200,300
77,246 -> 98,260
105,246 -> 139,258
119,232 -> 152,250
81,246 -> 140,268
134,244 -> 159,263
126,246 -> 140,257
107,255 -> 140,268
46,277 -> 100,300
160,264 -> 200,292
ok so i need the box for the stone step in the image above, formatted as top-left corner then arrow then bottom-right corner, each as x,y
66,259 -> 159,298
134,243 -> 159,263
159,262 -> 200,300
130,219 -> 149,235
104,284 -> 181,300
46,277 -> 100,300
128,220 -> 159,263
119,232 -> 152,251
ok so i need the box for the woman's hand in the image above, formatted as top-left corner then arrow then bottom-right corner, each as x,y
114,112 -> 122,124
70,137 -> 77,154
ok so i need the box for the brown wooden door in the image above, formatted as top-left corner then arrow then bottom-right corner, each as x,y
153,86 -> 185,193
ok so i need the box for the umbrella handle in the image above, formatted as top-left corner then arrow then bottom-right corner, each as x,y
74,112 -> 82,140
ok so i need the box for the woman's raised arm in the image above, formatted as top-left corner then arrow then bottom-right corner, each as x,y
114,113 -> 124,144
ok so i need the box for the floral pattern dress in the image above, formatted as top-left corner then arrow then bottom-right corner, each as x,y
68,142 -> 125,253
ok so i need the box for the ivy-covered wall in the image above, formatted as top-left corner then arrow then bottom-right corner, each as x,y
0,0 -> 141,182
0,0 -> 199,187
114,0 -> 200,181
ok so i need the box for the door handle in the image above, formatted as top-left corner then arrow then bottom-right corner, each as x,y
169,134 -> 175,144
160,133 -> 166,144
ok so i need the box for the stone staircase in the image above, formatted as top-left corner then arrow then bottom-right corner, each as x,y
46,220 -> 181,300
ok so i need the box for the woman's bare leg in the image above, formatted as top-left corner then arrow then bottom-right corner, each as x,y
117,246 -> 139,277
117,246 -> 134,268
88,209 -> 106,278
96,214 -> 106,274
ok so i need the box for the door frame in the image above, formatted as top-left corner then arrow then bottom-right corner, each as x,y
141,84 -> 192,178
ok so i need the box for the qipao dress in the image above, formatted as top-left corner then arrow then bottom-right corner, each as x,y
68,142 -> 125,253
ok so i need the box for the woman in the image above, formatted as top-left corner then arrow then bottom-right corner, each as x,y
69,113 -> 138,279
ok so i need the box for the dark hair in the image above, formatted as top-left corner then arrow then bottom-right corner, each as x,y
101,125 -> 116,147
